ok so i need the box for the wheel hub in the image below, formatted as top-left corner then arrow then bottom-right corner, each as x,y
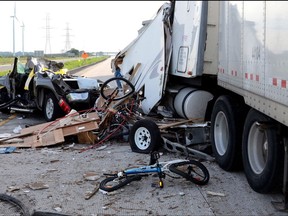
46,98 -> 54,119
214,111 -> 229,156
134,127 -> 151,150
248,122 -> 268,174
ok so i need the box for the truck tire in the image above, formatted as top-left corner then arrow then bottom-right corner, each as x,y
43,92 -> 63,121
210,95 -> 245,171
242,109 -> 283,193
129,119 -> 162,154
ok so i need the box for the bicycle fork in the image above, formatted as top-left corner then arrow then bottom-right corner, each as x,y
156,166 -> 165,188
151,151 -> 165,188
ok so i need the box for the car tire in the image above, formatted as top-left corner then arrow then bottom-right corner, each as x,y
43,92 -> 63,121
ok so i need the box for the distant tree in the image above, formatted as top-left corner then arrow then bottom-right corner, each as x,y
67,48 -> 79,56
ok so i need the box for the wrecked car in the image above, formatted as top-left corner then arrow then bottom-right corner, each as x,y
0,57 -> 103,121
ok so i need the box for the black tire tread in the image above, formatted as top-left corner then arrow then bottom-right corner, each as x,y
0,193 -> 30,216
169,160 -> 210,185
99,175 -> 142,192
242,109 -> 284,193
43,92 -> 63,121
210,95 -> 248,171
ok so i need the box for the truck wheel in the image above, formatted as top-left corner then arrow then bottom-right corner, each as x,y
43,92 -> 63,121
129,119 -> 161,154
210,95 -> 245,170
242,109 -> 283,193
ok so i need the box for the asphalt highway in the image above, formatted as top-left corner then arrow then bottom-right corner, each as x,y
0,57 -> 287,215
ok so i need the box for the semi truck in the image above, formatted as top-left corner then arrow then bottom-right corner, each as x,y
112,0 -> 288,198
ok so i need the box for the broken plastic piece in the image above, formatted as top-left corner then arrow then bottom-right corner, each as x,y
0,147 -> 16,154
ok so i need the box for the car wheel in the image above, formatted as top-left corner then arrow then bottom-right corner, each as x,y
43,92 -> 63,121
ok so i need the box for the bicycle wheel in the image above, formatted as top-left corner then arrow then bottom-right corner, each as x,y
0,193 -> 30,216
169,160 -> 210,185
100,77 -> 135,101
99,175 -> 142,192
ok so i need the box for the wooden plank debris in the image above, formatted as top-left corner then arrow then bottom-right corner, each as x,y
0,111 -> 100,148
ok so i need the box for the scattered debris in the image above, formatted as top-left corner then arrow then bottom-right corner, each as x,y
50,160 -> 60,163
13,125 -> 22,134
84,186 -> 99,200
0,112 -> 100,148
28,182 -> 49,190
83,172 -> 100,181
206,191 -> 225,197
0,146 -> 16,154
41,148 -> 61,155
47,168 -> 58,172
7,186 -> 20,192
95,145 -> 108,151
53,205 -> 63,212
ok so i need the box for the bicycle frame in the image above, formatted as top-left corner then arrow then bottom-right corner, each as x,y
118,159 -> 190,177
100,151 -> 210,192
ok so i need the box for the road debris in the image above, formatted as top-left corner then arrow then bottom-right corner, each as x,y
84,185 -> 99,200
83,172 -> 100,181
0,111 -> 100,148
0,146 -> 16,154
206,191 -> 226,197
28,182 -> 49,190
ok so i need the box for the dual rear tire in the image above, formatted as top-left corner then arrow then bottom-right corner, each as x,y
211,95 -> 284,193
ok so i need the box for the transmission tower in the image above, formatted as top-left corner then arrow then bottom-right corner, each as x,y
64,23 -> 72,52
44,13 -> 52,54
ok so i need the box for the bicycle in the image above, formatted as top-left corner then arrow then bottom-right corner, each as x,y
99,151 -> 210,192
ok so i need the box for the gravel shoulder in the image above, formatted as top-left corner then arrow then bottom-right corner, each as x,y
0,139 -> 285,216
0,58 -> 286,215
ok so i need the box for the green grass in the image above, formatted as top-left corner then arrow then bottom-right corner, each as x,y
0,71 -> 9,76
63,56 -> 108,70
0,56 -> 109,76
0,56 -> 27,65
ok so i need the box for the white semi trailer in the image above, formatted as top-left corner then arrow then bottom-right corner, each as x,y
113,0 -> 288,199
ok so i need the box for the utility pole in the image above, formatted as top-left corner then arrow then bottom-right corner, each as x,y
21,22 -> 25,56
10,2 -> 18,56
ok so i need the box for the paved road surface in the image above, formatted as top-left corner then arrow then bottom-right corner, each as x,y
0,57 -> 287,215
71,56 -> 115,83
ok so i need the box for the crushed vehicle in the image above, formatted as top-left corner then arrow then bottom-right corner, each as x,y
0,57 -> 103,121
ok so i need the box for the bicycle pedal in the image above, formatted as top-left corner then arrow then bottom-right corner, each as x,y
151,181 -> 163,188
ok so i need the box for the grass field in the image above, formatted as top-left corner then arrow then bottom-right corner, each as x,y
0,56 -> 109,76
